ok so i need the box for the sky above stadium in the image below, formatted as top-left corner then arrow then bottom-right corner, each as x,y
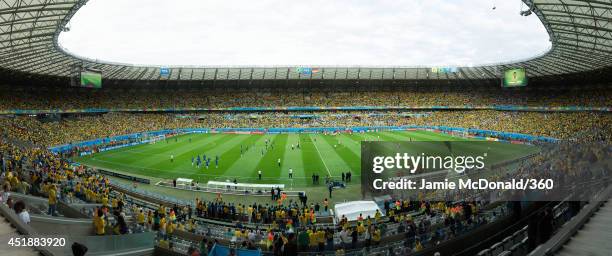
59,0 -> 550,67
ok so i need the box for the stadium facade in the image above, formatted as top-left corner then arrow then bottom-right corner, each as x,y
1,0 -> 612,85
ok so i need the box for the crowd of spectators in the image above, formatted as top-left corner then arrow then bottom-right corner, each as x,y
1,86 -> 610,110
1,110 -> 609,148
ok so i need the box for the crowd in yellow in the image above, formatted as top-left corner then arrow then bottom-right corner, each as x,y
0,87 -> 609,110
1,110 -> 609,148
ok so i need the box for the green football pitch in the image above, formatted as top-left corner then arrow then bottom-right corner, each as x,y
73,130 -> 538,188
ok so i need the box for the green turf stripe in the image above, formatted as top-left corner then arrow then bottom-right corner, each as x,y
318,134 -> 360,175
266,133 -> 290,178
381,131 -> 432,141
85,133 -> 220,167
280,133 -> 306,187
309,134 -> 353,177
298,134 -> 327,183
221,134 -> 273,178
132,133 -> 234,169
164,134 -> 258,180
337,133 -> 362,156
408,130 -> 466,141
82,134 -> 232,179
205,134 -> 262,172
235,133 -> 288,182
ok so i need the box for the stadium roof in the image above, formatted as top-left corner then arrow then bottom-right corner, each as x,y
0,0 -> 611,81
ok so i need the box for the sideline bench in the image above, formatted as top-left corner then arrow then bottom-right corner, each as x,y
155,180 -> 304,197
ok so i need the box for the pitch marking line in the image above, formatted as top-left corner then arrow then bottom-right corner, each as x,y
309,134 -> 332,177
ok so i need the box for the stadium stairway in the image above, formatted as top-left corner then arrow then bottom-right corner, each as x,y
554,199 -> 612,256
0,208 -> 40,256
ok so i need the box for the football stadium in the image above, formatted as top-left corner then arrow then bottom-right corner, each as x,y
0,0 -> 611,256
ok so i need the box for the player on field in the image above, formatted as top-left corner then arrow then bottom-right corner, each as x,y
215,155 -> 219,168
170,155 -> 174,163
258,170 -> 262,180
278,158 -> 281,167
191,156 -> 194,166
289,168 -> 293,179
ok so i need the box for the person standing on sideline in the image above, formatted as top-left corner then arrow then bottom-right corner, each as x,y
323,198 -> 329,212
258,170 -> 262,180
289,168 -> 293,179
328,183 -> 333,199
277,158 -> 281,167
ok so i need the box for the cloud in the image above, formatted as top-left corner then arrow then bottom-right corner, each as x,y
58,0 -> 551,67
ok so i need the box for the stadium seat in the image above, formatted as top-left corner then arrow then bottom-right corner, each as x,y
477,248 -> 491,256
490,242 -> 504,256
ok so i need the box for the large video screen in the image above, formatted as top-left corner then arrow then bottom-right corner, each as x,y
80,71 -> 102,88
160,67 -> 170,80
502,68 -> 527,87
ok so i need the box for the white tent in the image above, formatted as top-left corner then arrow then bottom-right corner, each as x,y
334,201 -> 383,221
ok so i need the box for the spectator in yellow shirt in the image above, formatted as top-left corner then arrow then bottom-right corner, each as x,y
137,210 -> 145,226
47,184 -> 57,216
166,220 -> 175,238
93,209 -> 105,235
373,228 -> 381,245
101,195 -> 109,209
